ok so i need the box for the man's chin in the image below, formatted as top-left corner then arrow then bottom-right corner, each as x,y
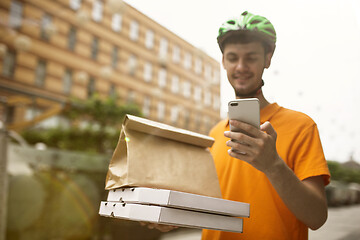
235,89 -> 258,98
235,88 -> 249,95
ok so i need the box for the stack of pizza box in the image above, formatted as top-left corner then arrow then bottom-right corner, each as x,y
99,187 -> 250,233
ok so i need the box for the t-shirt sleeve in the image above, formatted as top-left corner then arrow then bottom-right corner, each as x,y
292,124 -> 330,186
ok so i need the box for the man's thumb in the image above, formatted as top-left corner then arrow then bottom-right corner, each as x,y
260,121 -> 277,138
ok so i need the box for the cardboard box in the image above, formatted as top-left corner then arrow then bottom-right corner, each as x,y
99,201 -> 243,233
107,187 -> 250,217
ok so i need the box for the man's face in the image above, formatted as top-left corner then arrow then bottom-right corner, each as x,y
222,41 -> 272,97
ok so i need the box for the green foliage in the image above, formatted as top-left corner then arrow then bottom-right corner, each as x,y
21,96 -> 142,153
21,127 -> 119,153
64,95 -> 142,128
327,160 -> 360,184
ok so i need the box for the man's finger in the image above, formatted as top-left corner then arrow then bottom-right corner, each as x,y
260,121 -> 277,138
229,120 -> 260,137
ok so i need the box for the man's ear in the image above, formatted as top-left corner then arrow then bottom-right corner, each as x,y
265,46 -> 275,69
265,52 -> 273,69
222,55 -> 226,69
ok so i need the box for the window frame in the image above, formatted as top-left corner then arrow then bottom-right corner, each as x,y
111,13 -> 122,32
63,68 -> 73,94
92,0 -> 103,22
129,20 -> 139,41
34,59 -> 47,87
9,1 -> 23,29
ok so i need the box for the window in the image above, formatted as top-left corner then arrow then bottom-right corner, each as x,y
145,29 -> 154,49
2,50 -> 16,78
112,13 -> 122,32
193,86 -> 202,102
69,0 -> 82,10
204,116 -> 212,133
63,69 -> 72,94
194,114 -> 201,131
158,68 -> 167,88
204,64 -> 212,81
40,14 -> 52,40
159,37 -> 168,57
91,37 -> 98,60
129,20 -> 139,41
195,58 -> 202,75
112,46 -> 118,68
143,96 -> 151,117
5,106 -> 15,124
143,62 -> 152,82
68,26 -> 77,51
182,81 -> 191,98
183,109 -> 190,128
128,54 -> 137,75
92,0 -> 103,22
183,52 -> 192,70
172,45 -> 180,63
213,69 -> 220,84
87,77 -> 96,97
34,60 -> 46,87
170,106 -> 179,124
213,95 -> 220,110
9,1 -> 23,29
204,91 -> 211,106
25,107 -> 36,121
171,75 -> 179,93
157,101 -> 165,121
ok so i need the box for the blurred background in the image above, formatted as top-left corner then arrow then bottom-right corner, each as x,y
0,0 -> 359,240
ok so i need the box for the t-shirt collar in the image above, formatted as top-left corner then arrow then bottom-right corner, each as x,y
260,103 -> 281,123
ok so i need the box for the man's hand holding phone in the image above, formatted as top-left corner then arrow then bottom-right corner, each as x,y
226,99 -> 281,174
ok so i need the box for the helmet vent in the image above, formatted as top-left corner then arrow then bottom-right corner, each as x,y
227,20 -> 235,25
250,20 -> 261,24
265,27 -> 276,35
241,11 -> 248,16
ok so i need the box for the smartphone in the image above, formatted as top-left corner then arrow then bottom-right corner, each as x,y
228,98 -> 260,131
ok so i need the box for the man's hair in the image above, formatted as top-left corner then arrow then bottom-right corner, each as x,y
220,31 -> 275,55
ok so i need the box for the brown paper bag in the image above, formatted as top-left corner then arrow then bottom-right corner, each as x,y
105,114 -> 221,198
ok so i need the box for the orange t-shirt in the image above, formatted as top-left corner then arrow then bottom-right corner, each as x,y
202,103 -> 330,240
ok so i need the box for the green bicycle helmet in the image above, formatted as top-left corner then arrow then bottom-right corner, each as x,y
217,11 -> 276,53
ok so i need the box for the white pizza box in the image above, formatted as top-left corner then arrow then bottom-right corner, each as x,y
99,201 -> 243,233
107,187 -> 250,218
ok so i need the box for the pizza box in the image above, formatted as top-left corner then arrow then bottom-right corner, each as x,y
99,201 -> 243,233
107,187 -> 250,218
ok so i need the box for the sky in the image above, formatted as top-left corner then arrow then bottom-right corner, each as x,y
124,0 -> 360,163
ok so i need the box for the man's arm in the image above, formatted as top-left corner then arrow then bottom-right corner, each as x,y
224,120 -> 328,230
264,161 -> 327,230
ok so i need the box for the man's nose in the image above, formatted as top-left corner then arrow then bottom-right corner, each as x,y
235,59 -> 248,71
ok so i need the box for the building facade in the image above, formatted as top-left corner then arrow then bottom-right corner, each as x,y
0,0 -> 221,134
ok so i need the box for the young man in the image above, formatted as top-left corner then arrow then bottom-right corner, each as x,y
201,11 -> 330,240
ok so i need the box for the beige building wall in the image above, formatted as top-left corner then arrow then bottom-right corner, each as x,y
0,0 -> 221,134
